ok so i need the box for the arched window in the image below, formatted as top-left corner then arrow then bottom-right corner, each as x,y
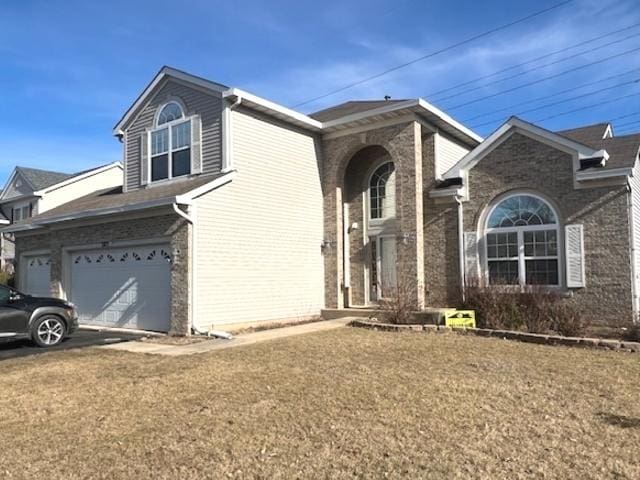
156,102 -> 184,125
485,194 -> 560,286
149,101 -> 191,182
369,162 -> 396,220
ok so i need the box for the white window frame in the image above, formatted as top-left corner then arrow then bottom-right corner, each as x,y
148,111 -> 193,184
12,202 -> 31,222
483,193 -> 562,288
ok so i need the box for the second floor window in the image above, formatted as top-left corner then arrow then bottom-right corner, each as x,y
150,102 -> 191,182
13,204 -> 31,222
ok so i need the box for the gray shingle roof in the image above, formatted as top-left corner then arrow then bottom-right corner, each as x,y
557,123 -> 611,147
309,100 -> 411,122
16,167 -> 74,191
556,123 -> 640,169
31,173 -> 224,223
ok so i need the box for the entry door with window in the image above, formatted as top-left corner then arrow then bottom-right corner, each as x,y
370,236 -> 397,302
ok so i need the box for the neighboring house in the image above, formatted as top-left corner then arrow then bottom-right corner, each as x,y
0,164 -> 123,284
4,66 -> 639,335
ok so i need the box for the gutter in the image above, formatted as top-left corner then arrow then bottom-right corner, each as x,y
576,166 -> 633,182
627,178 -> 640,318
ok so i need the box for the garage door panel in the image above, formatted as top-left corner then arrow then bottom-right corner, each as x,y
24,255 -> 51,297
70,245 -> 171,332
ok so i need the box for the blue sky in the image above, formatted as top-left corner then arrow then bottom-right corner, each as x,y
1,0 -> 639,181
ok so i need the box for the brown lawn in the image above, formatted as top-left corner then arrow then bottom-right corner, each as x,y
0,328 -> 639,479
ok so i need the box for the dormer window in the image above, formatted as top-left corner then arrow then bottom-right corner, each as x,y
149,101 -> 192,182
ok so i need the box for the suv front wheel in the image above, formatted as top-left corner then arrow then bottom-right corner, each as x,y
31,315 -> 67,348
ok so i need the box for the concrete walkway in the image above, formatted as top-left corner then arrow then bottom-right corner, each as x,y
99,318 -> 354,356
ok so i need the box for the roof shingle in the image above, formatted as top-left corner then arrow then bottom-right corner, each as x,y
16,167 -> 74,191
309,100 -> 410,122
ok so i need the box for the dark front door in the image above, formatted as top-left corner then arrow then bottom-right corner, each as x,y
0,285 -> 29,335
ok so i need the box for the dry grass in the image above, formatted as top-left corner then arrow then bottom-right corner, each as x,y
1,329 -> 639,479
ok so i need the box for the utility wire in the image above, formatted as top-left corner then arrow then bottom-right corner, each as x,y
533,91 -> 640,122
610,111 -> 640,121
447,45 -> 640,111
291,0 -> 573,108
436,31 -> 640,104
470,78 -> 640,128
462,67 -> 640,122
428,21 -> 640,99
616,118 -> 640,128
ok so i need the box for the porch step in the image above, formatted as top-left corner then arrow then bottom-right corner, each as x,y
321,307 -> 455,325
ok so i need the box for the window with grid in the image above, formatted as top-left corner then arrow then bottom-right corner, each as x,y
485,194 -> 560,287
369,162 -> 396,220
150,102 -> 191,182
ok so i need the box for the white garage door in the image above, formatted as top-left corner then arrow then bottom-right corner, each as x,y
70,244 -> 172,332
23,255 -> 51,297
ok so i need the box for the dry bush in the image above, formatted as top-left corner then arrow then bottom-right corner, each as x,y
461,278 -> 587,335
0,266 -> 14,287
378,270 -> 418,324
549,301 -> 589,337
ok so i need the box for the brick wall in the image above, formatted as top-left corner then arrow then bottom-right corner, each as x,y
462,132 -> 633,325
13,213 -> 191,334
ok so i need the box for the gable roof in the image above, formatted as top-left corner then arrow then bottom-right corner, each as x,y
113,66 -> 229,135
557,122 -> 612,147
0,208 -> 7,224
310,100 -> 411,122
16,167 -> 73,191
444,116 -> 608,180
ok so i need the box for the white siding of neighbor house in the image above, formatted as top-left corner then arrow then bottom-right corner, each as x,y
629,162 -> 640,316
37,166 -> 123,214
435,133 -> 471,178
193,108 -> 324,328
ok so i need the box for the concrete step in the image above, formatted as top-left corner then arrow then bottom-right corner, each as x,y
321,307 -> 455,325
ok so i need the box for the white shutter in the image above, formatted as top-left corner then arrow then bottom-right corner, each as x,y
565,224 -> 585,288
191,115 -> 202,174
463,231 -> 479,284
140,130 -> 149,186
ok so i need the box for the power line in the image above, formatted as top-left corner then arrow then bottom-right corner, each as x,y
291,0 -> 573,108
610,111 -> 640,121
470,78 -> 640,129
429,21 -> 640,99
462,67 -> 640,122
616,118 -> 640,128
447,45 -> 640,111
533,90 -> 640,122
436,31 -> 640,104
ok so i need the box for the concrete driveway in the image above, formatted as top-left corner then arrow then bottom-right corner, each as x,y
0,329 -> 145,360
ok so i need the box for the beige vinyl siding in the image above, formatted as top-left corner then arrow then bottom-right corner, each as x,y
194,109 -> 324,328
436,133 -> 470,178
124,79 -> 223,191
630,163 -> 640,314
37,166 -> 122,213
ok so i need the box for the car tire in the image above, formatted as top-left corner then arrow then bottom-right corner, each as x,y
31,315 -> 67,348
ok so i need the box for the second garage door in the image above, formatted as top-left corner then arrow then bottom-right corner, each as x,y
69,244 -> 172,332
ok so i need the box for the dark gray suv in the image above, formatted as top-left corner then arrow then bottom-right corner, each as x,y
0,284 -> 78,347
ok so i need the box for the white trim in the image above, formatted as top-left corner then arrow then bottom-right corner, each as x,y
113,66 -> 227,135
575,166 -> 633,181
480,192 -> 564,288
322,113 -> 418,140
191,202 -> 198,333
33,162 -> 123,195
444,117 -> 607,179
175,170 -> 236,202
223,88 -> 323,131
428,186 -> 464,198
148,116 -> 195,183
153,99 -> 186,126
417,99 -> 483,144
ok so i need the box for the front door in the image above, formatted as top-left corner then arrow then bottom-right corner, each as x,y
369,235 -> 397,303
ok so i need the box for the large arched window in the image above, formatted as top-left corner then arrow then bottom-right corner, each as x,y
485,194 -> 560,286
369,162 -> 396,220
149,101 -> 191,182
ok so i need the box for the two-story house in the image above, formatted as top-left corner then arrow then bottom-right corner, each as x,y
5,66 -> 640,335
0,164 -> 123,288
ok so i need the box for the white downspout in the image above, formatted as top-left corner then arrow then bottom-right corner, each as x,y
173,202 -> 233,339
455,196 -> 466,302
626,179 -> 639,320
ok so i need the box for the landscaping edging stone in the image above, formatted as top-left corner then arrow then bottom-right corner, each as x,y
348,319 -> 640,353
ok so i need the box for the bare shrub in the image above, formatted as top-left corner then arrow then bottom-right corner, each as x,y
378,270 -> 418,324
461,279 -> 587,335
549,301 -> 589,337
0,266 -> 14,287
